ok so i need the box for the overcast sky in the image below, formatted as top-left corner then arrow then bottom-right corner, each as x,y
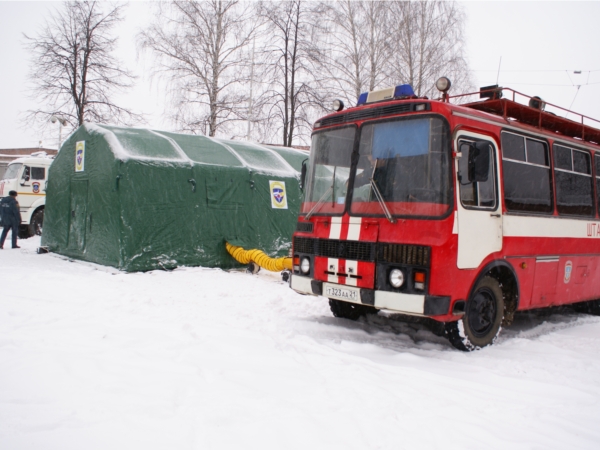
1,0 -> 599,149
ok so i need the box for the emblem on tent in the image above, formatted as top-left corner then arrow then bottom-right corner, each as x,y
75,141 -> 85,172
269,180 -> 288,209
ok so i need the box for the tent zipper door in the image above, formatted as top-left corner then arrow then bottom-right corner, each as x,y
68,179 -> 89,251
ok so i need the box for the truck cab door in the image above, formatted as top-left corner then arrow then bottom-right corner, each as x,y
18,165 -> 35,212
29,166 -> 46,196
455,132 -> 502,269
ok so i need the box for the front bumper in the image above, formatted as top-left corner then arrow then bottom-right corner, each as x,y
291,275 -> 450,316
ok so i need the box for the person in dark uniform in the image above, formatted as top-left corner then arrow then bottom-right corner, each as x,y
0,190 -> 22,249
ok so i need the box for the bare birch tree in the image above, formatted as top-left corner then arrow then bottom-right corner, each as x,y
256,0 -> 322,147
386,1 -> 473,97
139,0 -> 256,137
23,1 -> 140,129
311,1 -> 391,107
310,0 -> 472,109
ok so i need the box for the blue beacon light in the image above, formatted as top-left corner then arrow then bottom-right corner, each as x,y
356,84 -> 415,106
393,84 -> 415,98
357,92 -> 369,106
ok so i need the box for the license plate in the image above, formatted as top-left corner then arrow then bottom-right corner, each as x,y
324,283 -> 359,302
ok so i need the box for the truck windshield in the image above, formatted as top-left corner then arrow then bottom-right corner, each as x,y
2,163 -> 22,181
302,126 -> 355,215
350,117 -> 451,217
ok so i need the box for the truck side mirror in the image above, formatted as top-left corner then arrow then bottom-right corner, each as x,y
468,141 -> 490,183
300,158 -> 308,191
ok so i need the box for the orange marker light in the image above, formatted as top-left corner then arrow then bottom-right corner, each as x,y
414,272 -> 426,283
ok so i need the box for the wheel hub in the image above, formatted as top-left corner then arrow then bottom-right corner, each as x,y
467,288 -> 497,337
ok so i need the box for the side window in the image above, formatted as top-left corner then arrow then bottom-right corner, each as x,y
22,165 -> 31,181
554,144 -> 594,217
458,138 -> 496,209
501,132 -> 553,214
31,167 -> 45,180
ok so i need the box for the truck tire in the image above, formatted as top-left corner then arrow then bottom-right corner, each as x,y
329,299 -> 375,321
18,225 -> 32,239
572,299 -> 600,315
445,276 -> 504,351
29,209 -> 44,236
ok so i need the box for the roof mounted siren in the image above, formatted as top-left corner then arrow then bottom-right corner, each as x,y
480,84 -> 503,100
528,96 -> 546,111
356,84 -> 416,106
436,77 -> 452,102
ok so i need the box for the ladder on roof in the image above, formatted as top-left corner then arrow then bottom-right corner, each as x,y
450,87 -> 600,146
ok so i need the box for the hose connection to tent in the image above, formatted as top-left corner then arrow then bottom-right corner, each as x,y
225,242 -> 293,273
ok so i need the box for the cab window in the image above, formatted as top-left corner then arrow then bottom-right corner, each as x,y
22,166 -> 30,181
457,138 -> 497,209
31,167 -> 46,180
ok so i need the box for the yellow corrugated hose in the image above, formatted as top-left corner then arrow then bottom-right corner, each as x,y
226,242 -> 293,272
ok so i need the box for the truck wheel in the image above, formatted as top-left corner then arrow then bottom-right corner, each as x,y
18,225 -> 32,239
29,210 -> 44,236
445,276 -> 504,351
329,299 -> 375,321
572,299 -> 600,315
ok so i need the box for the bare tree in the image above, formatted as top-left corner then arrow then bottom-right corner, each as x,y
386,1 -> 473,97
23,1 -> 140,129
311,1 -> 391,107
311,0 -> 472,109
256,0 -> 323,147
363,1 -> 392,92
139,0 -> 256,137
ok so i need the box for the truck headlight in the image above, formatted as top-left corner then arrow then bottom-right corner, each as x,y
389,269 -> 404,288
300,257 -> 311,274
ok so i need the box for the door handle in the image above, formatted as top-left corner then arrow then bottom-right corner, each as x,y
490,213 -> 501,218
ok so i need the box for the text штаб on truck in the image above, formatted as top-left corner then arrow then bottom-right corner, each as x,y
0,152 -> 53,238
290,77 -> 600,351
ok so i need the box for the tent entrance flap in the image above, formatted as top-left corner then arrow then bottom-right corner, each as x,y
68,179 -> 89,251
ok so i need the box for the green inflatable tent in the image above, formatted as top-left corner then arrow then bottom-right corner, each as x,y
41,124 -> 306,271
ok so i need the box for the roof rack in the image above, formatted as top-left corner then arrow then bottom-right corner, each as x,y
447,87 -> 600,146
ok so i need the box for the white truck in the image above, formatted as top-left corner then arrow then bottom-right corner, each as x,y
0,153 -> 54,238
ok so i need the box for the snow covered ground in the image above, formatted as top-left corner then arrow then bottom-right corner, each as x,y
1,235 -> 600,450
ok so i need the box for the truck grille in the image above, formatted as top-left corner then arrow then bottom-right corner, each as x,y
293,237 -> 315,255
378,243 -> 430,267
294,237 -> 431,267
317,239 -> 375,261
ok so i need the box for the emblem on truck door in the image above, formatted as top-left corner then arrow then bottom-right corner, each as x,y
564,261 -> 572,283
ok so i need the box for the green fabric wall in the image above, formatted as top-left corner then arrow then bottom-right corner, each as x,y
42,124 -> 305,272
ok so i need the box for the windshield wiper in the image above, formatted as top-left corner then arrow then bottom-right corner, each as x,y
306,185 -> 333,220
331,165 -> 336,208
307,164 -> 341,219
370,159 -> 396,223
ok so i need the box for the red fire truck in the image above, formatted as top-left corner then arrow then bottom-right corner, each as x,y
290,78 -> 600,351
